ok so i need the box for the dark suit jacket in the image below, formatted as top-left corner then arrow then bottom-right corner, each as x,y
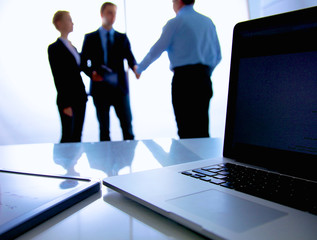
48,39 -> 87,109
81,29 -> 137,96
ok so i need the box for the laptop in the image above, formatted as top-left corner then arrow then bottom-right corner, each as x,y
103,7 -> 317,240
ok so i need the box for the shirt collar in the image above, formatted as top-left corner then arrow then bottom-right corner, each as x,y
59,37 -> 70,46
177,4 -> 194,15
99,26 -> 114,36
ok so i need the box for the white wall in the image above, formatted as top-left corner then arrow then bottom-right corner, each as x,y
248,0 -> 317,18
261,0 -> 317,16
0,0 -> 249,145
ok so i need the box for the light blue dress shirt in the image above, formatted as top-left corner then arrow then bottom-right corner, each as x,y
137,5 -> 222,75
99,27 -> 115,65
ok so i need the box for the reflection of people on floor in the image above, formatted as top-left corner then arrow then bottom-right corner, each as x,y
53,143 -> 84,188
142,139 -> 201,166
84,141 -> 138,177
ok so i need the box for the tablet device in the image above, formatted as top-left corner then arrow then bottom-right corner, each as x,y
0,170 -> 100,239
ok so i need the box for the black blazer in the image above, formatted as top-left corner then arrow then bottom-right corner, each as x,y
48,39 -> 87,109
81,29 -> 137,96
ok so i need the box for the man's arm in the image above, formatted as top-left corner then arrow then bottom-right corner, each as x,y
81,33 -> 104,81
122,34 -> 140,79
137,19 -> 177,74
80,34 -> 93,78
211,25 -> 222,71
123,34 -> 137,68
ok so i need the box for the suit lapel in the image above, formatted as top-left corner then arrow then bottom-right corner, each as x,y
113,31 -> 120,50
93,30 -> 105,63
57,38 -> 78,65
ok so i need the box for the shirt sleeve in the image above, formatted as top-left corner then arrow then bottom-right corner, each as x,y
212,26 -> 222,71
137,19 -> 177,74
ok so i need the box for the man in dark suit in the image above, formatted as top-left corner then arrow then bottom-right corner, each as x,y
48,11 -> 87,143
81,2 -> 138,141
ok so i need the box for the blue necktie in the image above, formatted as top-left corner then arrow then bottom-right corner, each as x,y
106,31 -> 113,69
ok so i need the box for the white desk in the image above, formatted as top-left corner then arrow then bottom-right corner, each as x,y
0,138 -> 223,239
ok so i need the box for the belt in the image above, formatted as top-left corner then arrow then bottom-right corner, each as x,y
173,64 -> 211,75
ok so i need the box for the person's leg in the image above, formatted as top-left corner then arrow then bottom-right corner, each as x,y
58,105 -> 73,143
71,101 -> 87,142
172,65 -> 213,139
189,93 -> 211,138
93,96 -> 111,141
172,84 -> 191,138
114,93 -> 134,140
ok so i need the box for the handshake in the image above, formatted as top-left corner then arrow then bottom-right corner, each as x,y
92,65 -> 141,82
133,65 -> 141,79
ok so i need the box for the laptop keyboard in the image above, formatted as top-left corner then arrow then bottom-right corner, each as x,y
181,162 -> 317,215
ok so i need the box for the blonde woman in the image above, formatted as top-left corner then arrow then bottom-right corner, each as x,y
48,11 -> 87,142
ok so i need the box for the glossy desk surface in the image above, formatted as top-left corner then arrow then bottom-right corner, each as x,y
0,138 -> 223,239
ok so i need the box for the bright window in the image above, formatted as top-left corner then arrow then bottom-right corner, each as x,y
0,0 -> 249,144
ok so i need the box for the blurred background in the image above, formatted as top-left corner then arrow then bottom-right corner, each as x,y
0,0 -> 315,145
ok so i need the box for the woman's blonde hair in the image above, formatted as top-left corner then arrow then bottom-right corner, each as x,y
52,10 -> 69,29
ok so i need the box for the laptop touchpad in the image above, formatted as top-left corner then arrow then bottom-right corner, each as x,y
166,189 -> 287,232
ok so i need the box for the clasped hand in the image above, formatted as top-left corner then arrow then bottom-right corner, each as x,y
92,71 -> 103,82
133,65 -> 141,79
92,67 -> 140,81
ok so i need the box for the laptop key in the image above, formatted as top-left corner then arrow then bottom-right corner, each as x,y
218,170 -> 229,175
221,182 -> 234,189
201,166 -> 221,173
181,171 -> 192,176
198,176 -> 226,185
191,173 -> 205,178
192,169 -> 215,177
210,178 -> 226,185
200,176 -> 213,182
213,174 -> 227,179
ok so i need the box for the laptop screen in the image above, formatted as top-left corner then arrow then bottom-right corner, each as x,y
224,7 -> 317,180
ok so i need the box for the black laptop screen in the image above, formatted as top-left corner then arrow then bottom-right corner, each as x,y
224,7 -> 317,179
235,51 -> 317,155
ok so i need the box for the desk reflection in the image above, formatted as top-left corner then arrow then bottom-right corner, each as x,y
53,143 -> 83,177
84,141 -> 137,177
142,139 -> 202,166
52,141 -> 138,179
51,139 -> 220,181
2,138 -> 222,240
53,143 -> 83,188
